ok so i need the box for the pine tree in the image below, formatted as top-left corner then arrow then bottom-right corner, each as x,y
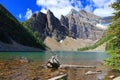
105,0 -> 120,70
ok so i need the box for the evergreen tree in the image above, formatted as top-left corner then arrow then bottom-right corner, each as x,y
105,0 -> 120,70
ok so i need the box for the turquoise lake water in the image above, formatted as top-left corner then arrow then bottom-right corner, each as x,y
0,51 -> 109,65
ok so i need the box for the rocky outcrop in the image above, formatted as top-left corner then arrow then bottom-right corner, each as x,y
60,15 -> 69,28
46,10 -> 68,40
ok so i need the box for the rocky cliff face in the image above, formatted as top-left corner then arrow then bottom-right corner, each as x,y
60,9 -> 104,40
25,10 -> 68,41
24,12 -> 47,40
46,10 -> 68,40
25,9 -> 105,41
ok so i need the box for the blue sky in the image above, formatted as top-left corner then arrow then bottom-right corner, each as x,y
0,0 -> 41,21
0,0 -> 115,21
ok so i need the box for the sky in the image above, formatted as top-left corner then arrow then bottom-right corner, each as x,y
0,0 -> 116,21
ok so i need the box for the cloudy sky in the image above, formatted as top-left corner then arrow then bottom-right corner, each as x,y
0,0 -> 116,21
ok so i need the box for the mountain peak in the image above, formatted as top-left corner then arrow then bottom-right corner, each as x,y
79,9 -> 87,13
46,9 -> 55,19
69,9 -> 78,14
70,9 -> 78,12
79,9 -> 97,16
47,9 -> 53,14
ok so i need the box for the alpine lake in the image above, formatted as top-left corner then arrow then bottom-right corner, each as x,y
0,51 -> 118,80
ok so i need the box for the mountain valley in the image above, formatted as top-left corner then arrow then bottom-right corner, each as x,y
0,4 -> 110,51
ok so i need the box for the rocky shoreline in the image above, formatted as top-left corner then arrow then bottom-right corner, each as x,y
0,60 -> 67,80
0,58 -> 113,80
0,55 -> 119,80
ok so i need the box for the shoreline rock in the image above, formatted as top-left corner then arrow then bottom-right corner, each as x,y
108,75 -> 115,79
113,76 -> 120,80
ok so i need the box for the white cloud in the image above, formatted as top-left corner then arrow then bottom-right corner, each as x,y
93,0 -> 116,17
25,8 -> 33,19
41,6 -> 74,19
96,24 -> 107,29
36,0 -> 116,18
18,14 -> 22,19
40,9 -> 47,13
36,0 -> 82,18
93,7 -> 114,17
92,0 -> 109,7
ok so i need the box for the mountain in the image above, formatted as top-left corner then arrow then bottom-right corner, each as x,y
25,9 -> 106,42
67,9 -> 103,24
0,4 -> 46,51
60,9 -> 105,40
24,10 -> 68,41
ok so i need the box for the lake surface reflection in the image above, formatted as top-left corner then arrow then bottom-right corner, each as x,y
0,51 -> 109,63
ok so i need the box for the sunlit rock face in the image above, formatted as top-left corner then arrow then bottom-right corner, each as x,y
60,9 -> 105,40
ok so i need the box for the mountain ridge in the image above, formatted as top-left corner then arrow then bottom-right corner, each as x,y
24,9 -> 106,41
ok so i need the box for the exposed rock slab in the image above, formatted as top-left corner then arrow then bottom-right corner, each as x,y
113,76 -> 120,80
